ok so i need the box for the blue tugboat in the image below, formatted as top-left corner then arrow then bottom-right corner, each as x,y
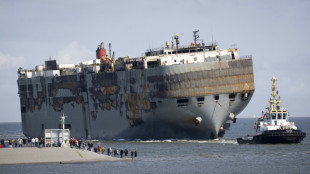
237,76 -> 306,144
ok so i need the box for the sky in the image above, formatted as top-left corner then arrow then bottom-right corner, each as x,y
0,0 -> 309,122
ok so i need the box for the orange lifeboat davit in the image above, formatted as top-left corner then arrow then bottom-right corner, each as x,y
96,42 -> 109,64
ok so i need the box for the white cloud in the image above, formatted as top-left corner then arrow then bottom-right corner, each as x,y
0,52 -> 25,68
55,42 -> 95,64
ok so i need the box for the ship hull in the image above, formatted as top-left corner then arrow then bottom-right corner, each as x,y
18,59 -> 255,140
237,130 -> 306,144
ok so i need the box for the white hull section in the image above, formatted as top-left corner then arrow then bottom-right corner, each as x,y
22,93 -> 252,140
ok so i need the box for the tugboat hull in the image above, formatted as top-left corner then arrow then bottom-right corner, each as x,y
237,130 -> 306,144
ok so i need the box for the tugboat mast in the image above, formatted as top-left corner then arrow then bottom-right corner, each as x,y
269,76 -> 281,111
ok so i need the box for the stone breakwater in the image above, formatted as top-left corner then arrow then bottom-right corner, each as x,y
0,147 -> 126,165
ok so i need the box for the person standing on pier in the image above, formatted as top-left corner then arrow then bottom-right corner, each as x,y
124,149 -> 128,157
14,139 -> 18,148
35,137 -> 39,147
31,138 -> 35,147
22,138 -> 27,147
18,138 -> 22,147
120,149 -> 124,158
78,139 -> 82,149
107,147 -> 110,155
134,150 -> 137,160
9,139 -> 12,148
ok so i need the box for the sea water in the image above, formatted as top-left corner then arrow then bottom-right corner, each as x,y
0,117 -> 309,174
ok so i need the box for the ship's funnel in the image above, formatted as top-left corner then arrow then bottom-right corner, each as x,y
96,42 -> 109,64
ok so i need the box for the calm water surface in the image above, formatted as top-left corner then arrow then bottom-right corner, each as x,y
0,117 -> 309,174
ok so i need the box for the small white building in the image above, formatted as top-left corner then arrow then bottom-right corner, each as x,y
44,129 -> 70,147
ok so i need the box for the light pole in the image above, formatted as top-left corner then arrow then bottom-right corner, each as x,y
60,113 -> 67,145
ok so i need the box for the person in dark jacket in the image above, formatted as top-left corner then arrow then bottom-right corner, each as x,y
124,149 -> 128,157
107,147 -> 110,156
134,150 -> 137,160
23,138 -> 27,147
9,139 -> 12,148
120,149 -> 124,158
78,139 -> 82,149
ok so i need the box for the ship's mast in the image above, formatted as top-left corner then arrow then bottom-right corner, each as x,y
193,30 -> 199,47
173,33 -> 183,50
269,76 -> 281,111
109,43 -> 112,58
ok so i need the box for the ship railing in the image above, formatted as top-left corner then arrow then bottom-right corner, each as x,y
146,42 -> 218,52
239,55 -> 252,59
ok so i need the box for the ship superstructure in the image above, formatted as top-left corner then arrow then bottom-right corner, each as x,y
17,31 -> 255,139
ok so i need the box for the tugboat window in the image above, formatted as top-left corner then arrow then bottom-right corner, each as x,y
271,113 -> 276,119
277,113 -> 282,119
283,113 -> 287,119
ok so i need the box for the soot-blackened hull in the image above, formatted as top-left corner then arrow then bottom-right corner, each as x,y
18,59 -> 254,140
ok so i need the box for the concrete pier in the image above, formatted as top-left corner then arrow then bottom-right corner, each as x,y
0,147 -> 125,165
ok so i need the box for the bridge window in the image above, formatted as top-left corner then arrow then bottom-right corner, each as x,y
283,113 -> 287,119
277,113 -> 282,120
271,113 -> 276,119
147,61 -> 159,68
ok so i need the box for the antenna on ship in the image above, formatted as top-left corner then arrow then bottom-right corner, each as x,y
269,76 -> 281,111
173,33 -> 183,51
211,27 -> 214,45
109,43 -> 112,58
193,30 -> 199,47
